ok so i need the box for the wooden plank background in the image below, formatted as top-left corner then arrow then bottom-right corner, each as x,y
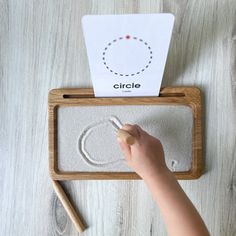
0,0 -> 235,235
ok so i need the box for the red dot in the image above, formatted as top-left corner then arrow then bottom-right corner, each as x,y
125,35 -> 131,39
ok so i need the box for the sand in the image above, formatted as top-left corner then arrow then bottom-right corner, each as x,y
57,105 -> 193,172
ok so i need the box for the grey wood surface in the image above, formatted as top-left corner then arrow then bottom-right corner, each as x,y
0,0 -> 236,235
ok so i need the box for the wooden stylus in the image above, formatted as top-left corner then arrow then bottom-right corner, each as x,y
52,180 -> 86,233
117,129 -> 135,145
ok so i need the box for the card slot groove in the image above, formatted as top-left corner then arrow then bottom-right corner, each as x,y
62,93 -> 185,99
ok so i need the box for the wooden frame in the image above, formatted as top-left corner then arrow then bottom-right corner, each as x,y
48,87 -> 203,180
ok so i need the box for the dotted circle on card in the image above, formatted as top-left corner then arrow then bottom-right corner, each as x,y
102,35 -> 153,77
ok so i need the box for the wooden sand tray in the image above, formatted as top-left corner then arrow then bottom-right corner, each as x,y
49,86 -> 203,181
48,86 -> 203,233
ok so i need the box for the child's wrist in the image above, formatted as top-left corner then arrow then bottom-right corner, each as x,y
143,167 -> 174,187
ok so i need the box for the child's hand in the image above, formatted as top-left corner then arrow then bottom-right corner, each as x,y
117,124 -> 169,181
117,124 -> 210,236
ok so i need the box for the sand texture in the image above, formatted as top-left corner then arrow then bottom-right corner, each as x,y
57,105 -> 193,172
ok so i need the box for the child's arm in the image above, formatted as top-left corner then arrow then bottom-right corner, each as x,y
117,124 -> 210,236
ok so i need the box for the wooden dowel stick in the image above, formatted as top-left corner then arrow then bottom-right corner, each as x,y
117,129 -> 135,145
52,180 -> 86,233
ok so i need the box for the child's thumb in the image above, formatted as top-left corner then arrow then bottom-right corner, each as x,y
117,137 -> 131,161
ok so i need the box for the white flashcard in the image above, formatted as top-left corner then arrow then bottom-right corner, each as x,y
82,14 -> 174,97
